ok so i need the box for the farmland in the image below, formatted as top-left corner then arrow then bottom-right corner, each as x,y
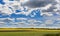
0,28 -> 60,36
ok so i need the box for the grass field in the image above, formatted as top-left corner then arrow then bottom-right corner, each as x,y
0,28 -> 60,36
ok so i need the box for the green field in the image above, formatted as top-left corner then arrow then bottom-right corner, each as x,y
0,31 -> 59,36
0,28 -> 60,36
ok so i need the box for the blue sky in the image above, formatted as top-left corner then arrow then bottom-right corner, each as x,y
0,0 -> 60,28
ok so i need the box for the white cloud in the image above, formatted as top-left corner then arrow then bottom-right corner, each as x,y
0,18 -> 14,22
20,0 -> 29,3
55,0 -> 60,3
0,22 -> 5,25
0,18 -> 43,28
1,0 -> 60,16
0,17 -> 60,28
40,4 -> 52,10
45,20 -> 54,24
4,0 -> 9,2
40,12 -> 53,16
0,5 -> 13,15
14,8 -> 35,16
0,0 -> 60,28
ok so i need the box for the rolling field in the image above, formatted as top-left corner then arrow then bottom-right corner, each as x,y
0,28 -> 60,36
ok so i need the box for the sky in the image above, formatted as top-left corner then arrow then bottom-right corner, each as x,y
0,0 -> 60,28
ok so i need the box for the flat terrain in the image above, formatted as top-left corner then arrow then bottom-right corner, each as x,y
0,28 -> 60,36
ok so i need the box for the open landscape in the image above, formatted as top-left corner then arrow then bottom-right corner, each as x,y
0,28 -> 60,36
0,0 -> 60,36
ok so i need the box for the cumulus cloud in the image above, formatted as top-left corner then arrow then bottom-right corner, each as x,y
41,4 -> 60,12
20,0 -> 60,16
0,0 -> 60,28
19,19 -> 43,28
0,18 -> 14,22
0,4 -> 13,15
0,18 -> 43,28
0,18 -> 15,27
22,0 -> 57,8
0,17 -> 60,28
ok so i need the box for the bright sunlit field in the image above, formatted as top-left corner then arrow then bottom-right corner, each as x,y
0,28 -> 60,36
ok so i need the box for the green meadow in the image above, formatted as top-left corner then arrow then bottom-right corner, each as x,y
0,28 -> 60,36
